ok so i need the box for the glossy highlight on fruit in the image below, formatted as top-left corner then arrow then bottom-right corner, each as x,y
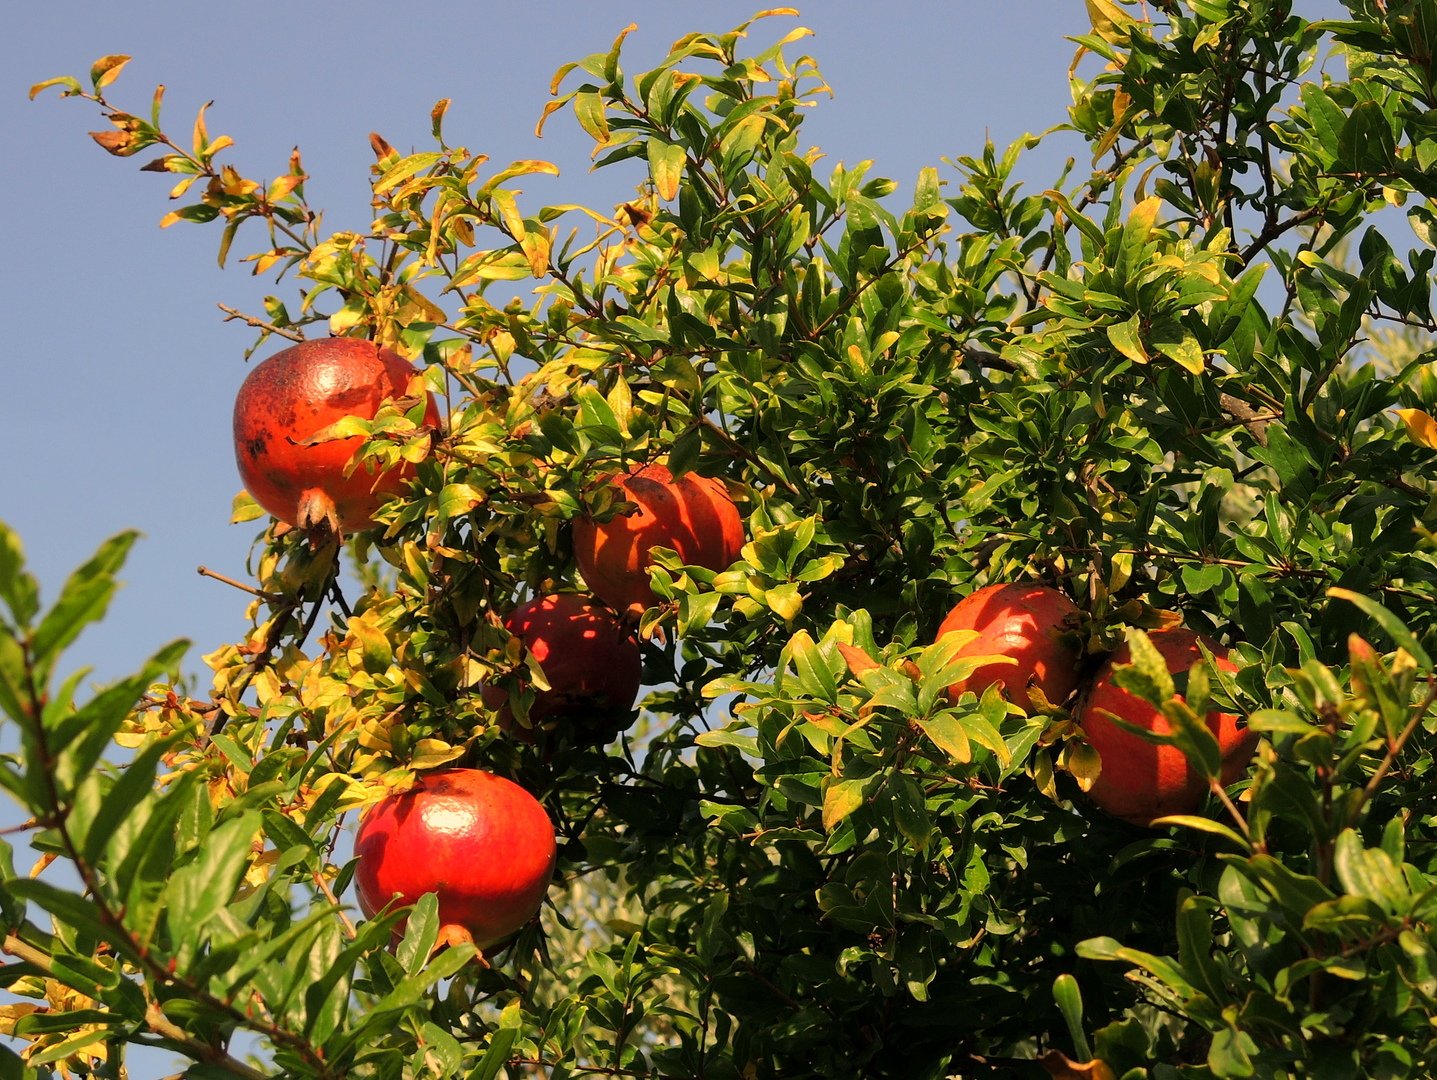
488,592 -> 642,744
572,462 -> 744,617
935,583 -> 1081,707
353,768 -> 556,949
1078,629 -> 1256,828
232,338 -> 440,535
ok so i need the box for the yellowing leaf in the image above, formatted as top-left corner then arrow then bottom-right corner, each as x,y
1107,315 -> 1148,364
409,738 -> 465,770
1063,740 -> 1103,792
89,54 -> 132,90
822,777 -> 866,831
1396,408 -> 1437,448
648,138 -> 686,201
1085,0 -> 1137,45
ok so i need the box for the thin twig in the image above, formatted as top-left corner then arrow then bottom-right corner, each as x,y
217,303 -> 305,343
197,565 -> 284,604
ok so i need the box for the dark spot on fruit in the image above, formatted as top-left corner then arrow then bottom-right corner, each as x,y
244,433 -> 268,460
327,386 -> 372,410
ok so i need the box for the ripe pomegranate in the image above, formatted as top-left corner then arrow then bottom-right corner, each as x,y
572,462 -> 744,617
486,593 -> 643,744
1078,629 -> 1256,828
935,583 -> 1081,707
233,338 -> 440,535
354,768 -> 556,950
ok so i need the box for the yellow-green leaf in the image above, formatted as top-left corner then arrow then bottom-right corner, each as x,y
575,91 -> 609,146
1107,315 -> 1148,364
90,54 -> 132,90
822,777 -> 866,831
230,489 -> 264,524
648,138 -> 686,202
29,75 -> 83,100
917,715 -> 972,764
765,583 -> 802,622
1086,0 -> 1138,45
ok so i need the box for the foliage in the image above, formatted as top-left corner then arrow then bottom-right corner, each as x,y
7,1 -> 1437,1076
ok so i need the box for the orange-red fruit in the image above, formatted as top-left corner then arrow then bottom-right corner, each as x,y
489,593 -> 642,743
1078,629 -> 1256,828
572,462 -> 744,617
233,338 -> 440,534
935,583 -> 1082,706
353,769 -> 556,950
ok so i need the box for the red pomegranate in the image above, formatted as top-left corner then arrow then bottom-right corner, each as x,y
487,593 -> 643,743
572,462 -> 744,617
1078,629 -> 1256,827
232,338 -> 440,535
353,769 -> 556,950
935,583 -> 1082,707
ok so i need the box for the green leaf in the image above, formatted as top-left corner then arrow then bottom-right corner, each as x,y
0,522 -> 40,626
30,531 -> 138,677
396,892 -> 439,976
1113,630 -> 1176,706
5,878 -> 116,946
1333,829 -> 1410,915
165,811 -> 262,950
1052,973 -> 1092,1062
574,90 -> 609,145
74,738 -> 173,866
787,629 -> 837,703
1339,100 -> 1396,171
719,114 -> 765,170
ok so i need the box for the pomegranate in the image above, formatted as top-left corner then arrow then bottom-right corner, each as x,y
486,593 -> 643,744
232,338 -> 440,535
935,583 -> 1081,707
354,768 -> 556,950
1078,629 -> 1256,827
572,461 -> 744,617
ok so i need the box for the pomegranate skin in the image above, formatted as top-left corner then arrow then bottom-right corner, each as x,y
488,593 -> 642,743
353,769 -> 556,949
935,583 -> 1081,707
1078,629 -> 1256,828
572,462 -> 744,617
233,338 -> 440,534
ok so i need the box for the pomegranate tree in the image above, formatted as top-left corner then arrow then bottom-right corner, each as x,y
232,338 -> 440,535
934,583 -> 1082,708
572,461 -> 744,617
1077,629 -> 1256,827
